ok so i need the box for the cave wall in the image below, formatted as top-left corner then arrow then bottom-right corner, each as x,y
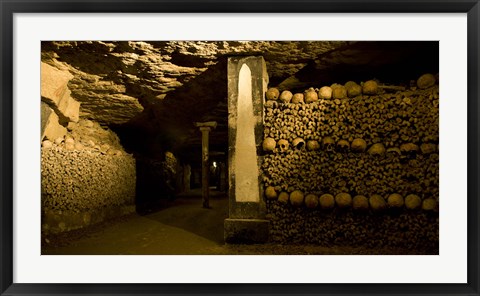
260,75 -> 439,253
41,61 -> 137,235
40,41 -> 440,249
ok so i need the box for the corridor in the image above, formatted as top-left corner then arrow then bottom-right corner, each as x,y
42,189 -> 426,256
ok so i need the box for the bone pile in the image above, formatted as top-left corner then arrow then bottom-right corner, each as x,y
268,204 -> 439,251
261,74 -> 439,250
41,124 -> 136,214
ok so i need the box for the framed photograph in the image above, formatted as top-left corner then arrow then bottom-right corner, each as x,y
1,0 -> 479,295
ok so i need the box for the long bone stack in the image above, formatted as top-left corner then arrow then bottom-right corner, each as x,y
262,74 -> 439,208
261,74 -> 439,250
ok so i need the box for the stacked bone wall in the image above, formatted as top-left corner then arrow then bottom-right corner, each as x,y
261,75 -> 439,253
41,119 -> 136,235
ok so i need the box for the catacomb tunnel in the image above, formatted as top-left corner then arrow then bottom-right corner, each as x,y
41,41 -> 439,255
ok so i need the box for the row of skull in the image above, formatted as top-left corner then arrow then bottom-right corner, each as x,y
265,187 -> 438,212
263,136 -> 437,157
265,80 -> 380,104
265,74 -> 436,104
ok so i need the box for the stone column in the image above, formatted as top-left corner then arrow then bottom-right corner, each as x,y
195,121 -> 217,208
224,56 -> 269,243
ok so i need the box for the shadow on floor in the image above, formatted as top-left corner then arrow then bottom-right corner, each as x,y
42,188 -> 230,255
143,189 -> 228,244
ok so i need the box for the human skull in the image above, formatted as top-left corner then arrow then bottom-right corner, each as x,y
336,139 -> 350,153
332,85 -> 347,99
264,100 -> 276,108
387,193 -> 404,208
292,93 -> 304,104
304,194 -> 319,209
266,88 -> 280,101
400,143 -> 419,157
368,143 -> 386,157
335,192 -> 352,208
304,87 -> 319,103
386,147 -> 401,161
279,90 -> 293,103
422,198 -> 437,211
352,195 -> 369,211
344,81 -> 362,98
278,191 -> 289,204
262,138 -> 276,152
369,194 -> 387,211
417,73 -> 436,89
362,80 -> 378,95
351,138 -> 367,153
290,190 -> 304,207
265,186 -> 278,200
319,193 -> 335,209
322,136 -> 335,152
405,194 -> 422,210
277,139 -> 289,152
318,86 -> 332,100
292,137 -> 306,150
420,143 -> 436,155
306,140 -> 320,151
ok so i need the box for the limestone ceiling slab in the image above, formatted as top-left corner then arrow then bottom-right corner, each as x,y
41,41 -> 438,155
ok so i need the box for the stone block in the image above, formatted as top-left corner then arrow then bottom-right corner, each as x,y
41,62 -> 73,106
224,218 -> 269,244
41,107 -> 67,141
58,89 -> 80,123
41,62 -> 80,124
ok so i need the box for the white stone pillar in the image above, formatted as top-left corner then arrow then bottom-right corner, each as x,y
224,56 -> 269,243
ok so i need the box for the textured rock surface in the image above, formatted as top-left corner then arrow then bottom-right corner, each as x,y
41,62 -> 80,124
41,62 -> 73,104
41,41 -> 438,158
40,41 -> 351,154
42,105 -> 67,141
42,41 -> 345,120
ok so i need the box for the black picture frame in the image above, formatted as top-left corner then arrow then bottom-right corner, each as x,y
1,1 -> 479,295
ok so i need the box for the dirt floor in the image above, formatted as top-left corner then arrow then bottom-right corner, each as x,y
42,189 -> 427,255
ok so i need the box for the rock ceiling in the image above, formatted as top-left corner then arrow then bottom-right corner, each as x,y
41,41 -> 438,161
